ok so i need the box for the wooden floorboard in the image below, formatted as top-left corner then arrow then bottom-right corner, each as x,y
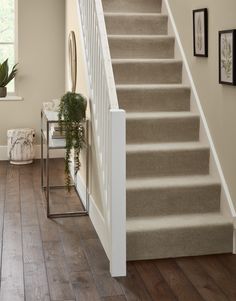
117,262 -> 153,301
73,271 -> 101,301
32,161 -> 75,301
20,165 -> 50,301
101,296 -> 127,301
0,160 -> 236,301
0,161 -> 7,275
155,259 -> 205,301
134,260 -> 177,301
0,165 -> 25,301
218,253 -> 236,277
176,257 -> 228,301
196,255 -> 236,300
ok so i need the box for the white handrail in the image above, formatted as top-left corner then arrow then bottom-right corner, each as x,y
77,0 -> 126,276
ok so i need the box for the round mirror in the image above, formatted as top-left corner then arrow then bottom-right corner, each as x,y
68,31 -> 77,93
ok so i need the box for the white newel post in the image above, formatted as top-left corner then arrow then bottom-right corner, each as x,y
109,109 -> 126,277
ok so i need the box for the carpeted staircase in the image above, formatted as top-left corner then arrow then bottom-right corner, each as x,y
102,0 -> 233,260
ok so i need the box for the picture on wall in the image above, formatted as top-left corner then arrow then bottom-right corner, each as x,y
219,30 -> 236,85
193,8 -> 208,57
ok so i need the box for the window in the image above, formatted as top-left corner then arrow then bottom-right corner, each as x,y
0,0 -> 16,93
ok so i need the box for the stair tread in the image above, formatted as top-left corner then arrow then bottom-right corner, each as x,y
108,34 -> 174,39
126,175 -> 220,190
127,213 -> 232,232
112,58 -> 182,63
126,111 -> 198,120
105,12 -> 166,17
126,142 -> 209,153
116,84 -> 190,90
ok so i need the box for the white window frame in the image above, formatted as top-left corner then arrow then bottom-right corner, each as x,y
0,0 -> 18,96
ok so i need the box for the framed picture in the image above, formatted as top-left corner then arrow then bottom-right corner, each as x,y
219,30 -> 236,85
193,8 -> 208,57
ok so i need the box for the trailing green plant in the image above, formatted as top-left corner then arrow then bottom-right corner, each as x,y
0,59 -> 17,87
58,92 -> 87,191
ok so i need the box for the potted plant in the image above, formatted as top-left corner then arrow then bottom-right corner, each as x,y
58,91 -> 87,190
0,59 -> 18,97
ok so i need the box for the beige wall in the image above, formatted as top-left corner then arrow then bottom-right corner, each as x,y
168,0 -> 236,205
65,0 -> 104,213
0,0 -> 65,145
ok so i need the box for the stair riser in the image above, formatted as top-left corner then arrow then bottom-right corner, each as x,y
105,15 -> 168,35
102,0 -> 162,13
117,87 -> 191,112
127,184 -> 221,217
109,37 -> 174,59
127,224 -> 233,260
113,61 -> 182,85
127,148 -> 210,178
126,116 -> 200,143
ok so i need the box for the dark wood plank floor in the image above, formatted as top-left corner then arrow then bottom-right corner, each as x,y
0,160 -> 236,301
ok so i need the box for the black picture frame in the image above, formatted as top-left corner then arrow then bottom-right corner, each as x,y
193,8 -> 208,57
219,30 -> 236,85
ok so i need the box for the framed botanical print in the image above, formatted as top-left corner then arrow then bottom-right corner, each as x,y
219,30 -> 236,85
193,8 -> 208,57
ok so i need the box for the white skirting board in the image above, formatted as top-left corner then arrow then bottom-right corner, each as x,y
75,170 -> 110,258
0,144 -> 65,160
234,219 -> 236,254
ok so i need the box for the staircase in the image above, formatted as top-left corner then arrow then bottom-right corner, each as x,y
102,0 -> 233,260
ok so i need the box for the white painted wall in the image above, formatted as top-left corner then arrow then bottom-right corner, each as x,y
168,0 -> 236,207
0,0 -> 65,148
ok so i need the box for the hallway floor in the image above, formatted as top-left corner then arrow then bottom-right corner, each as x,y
0,160 -> 235,301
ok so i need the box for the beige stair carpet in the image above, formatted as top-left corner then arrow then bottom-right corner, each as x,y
102,0 -> 233,260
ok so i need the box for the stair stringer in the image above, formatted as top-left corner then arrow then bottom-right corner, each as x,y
162,0 -> 236,253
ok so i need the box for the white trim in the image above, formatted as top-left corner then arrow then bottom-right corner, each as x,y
233,221 -> 236,254
75,170 -> 109,257
0,144 -> 64,161
14,0 -> 19,95
109,109 -> 126,277
0,147 -> 8,161
234,218 -> 236,254
163,0 -> 236,223
0,0 -> 18,94
0,95 -> 23,101
89,194 -> 109,257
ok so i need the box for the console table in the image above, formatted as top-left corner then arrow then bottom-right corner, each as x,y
40,109 -> 89,218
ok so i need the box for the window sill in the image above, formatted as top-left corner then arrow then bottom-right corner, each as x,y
0,95 -> 23,101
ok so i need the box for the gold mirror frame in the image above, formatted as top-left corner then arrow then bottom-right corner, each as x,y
68,31 -> 77,93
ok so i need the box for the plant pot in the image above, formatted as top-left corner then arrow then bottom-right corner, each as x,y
0,87 -> 7,98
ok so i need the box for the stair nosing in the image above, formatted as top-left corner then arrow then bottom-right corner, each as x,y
126,142 -> 209,153
126,111 -> 199,120
104,12 -> 167,17
116,84 -> 190,90
108,34 -> 175,39
126,175 -> 221,190
126,213 -> 232,233
112,58 -> 182,63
